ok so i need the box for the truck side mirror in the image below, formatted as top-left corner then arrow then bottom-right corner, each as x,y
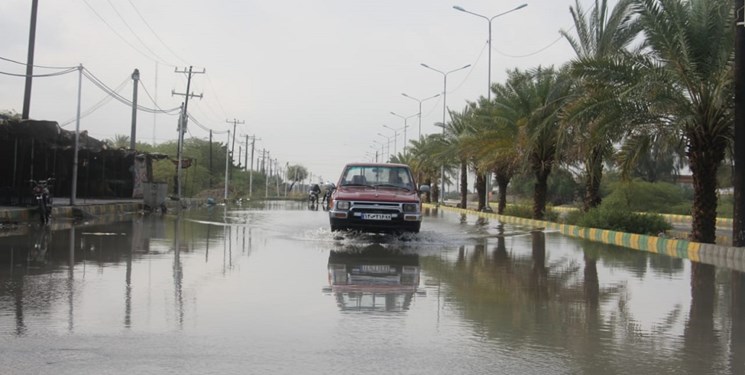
418,185 -> 431,193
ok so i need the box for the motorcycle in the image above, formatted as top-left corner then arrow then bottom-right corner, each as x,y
322,183 -> 336,211
308,190 -> 319,209
29,178 -> 54,224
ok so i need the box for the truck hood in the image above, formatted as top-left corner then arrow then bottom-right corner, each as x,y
334,186 -> 420,203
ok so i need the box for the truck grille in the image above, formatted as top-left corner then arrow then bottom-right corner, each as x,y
350,201 -> 401,213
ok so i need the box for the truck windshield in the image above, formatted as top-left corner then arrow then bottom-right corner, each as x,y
340,166 -> 413,189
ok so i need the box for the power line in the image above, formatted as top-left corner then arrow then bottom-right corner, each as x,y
0,67 -> 78,78
82,67 -> 179,114
187,113 -> 228,135
493,34 -> 566,58
491,0 -> 592,59
0,55 -> 76,70
59,76 -> 130,127
105,0 -> 176,66
449,40 -> 488,94
204,73 -> 229,119
80,0 -> 172,66
126,0 -> 189,66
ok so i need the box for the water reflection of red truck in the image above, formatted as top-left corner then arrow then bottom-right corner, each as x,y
326,246 -> 420,312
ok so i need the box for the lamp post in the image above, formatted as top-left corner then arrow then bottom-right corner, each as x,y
402,92 -> 441,139
390,112 -> 417,153
453,3 -> 527,101
371,142 -> 385,162
421,63 -> 471,204
377,133 -> 392,160
382,124 -> 404,157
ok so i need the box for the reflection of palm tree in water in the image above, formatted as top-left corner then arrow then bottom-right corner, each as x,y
530,231 -> 548,301
683,262 -> 718,372
731,271 -> 745,374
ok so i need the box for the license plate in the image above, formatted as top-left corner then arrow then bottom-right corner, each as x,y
362,213 -> 392,220
361,265 -> 391,273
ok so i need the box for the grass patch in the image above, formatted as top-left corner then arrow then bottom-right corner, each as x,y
571,205 -> 671,235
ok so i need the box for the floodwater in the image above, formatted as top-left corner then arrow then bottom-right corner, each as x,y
0,201 -> 743,375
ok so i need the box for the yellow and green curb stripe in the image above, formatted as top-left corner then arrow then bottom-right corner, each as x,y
424,203 -> 745,272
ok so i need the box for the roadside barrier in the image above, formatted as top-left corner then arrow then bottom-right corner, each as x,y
424,203 -> 745,273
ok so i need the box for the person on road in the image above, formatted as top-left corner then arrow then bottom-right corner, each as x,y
309,184 -> 321,205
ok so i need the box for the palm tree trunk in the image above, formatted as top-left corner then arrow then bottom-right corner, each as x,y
583,146 -> 603,212
495,170 -> 511,215
423,178 -> 432,203
459,161 -> 468,209
533,164 -> 551,220
475,173 -> 486,211
688,137 -> 725,244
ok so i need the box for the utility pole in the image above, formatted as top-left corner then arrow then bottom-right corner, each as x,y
734,0 -> 745,247
130,68 -> 140,150
244,135 -> 249,171
209,130 -> 213,188
264,150 -> 269,198
171,66 -> 204,201
224,130 -> 230,201
22,0 -> 39,119
248,135 -> 258,198
226,119 -> 245,164
70,64 -> 83,206
275,158 -> 280,195
261,149 -> 267,174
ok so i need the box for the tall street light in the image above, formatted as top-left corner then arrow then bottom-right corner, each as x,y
421,63 -> 471,204
382,124 -> 405,157
401,92 -> 441,139
377,133 -> 393,160
453,3 -> 527,101
372,141 -> 386,162
390,111 -> 417,153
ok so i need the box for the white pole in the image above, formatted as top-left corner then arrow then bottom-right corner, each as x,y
70,64 -> 83,206
224,130 -> 230,201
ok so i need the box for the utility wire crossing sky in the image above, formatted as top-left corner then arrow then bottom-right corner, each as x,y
1,0 -> 596,181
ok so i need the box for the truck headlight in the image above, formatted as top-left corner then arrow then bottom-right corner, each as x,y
403,203 -> 418,213
336,201 -> 350,210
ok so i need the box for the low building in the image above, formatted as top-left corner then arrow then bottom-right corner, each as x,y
0,119 -> 154,205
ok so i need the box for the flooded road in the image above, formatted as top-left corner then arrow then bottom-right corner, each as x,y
1,201 -> 744,374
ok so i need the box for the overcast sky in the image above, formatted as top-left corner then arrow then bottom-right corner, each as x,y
1,0 -> 598,182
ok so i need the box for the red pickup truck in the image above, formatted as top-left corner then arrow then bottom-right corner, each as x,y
328,162 -> 430,233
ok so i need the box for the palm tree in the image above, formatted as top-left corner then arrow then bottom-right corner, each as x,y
407,134 -> 444,203
461,97 -> 520,214
443,106 -> 477,209
109,134 -> 130,149
493,66 -> 572,220
560,0 -> 641,211
575,0 -> 733,243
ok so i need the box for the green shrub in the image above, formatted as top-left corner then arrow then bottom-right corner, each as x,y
718,194 -> 734,218
563,209 -> 584,225
575,205 -> 671,235
508,168 -> 581,205
602,181 -> 689,213
503,204 -> 559,222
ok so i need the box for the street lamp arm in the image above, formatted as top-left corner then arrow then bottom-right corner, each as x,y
490,3 -> 528,21
454,4 -> 528,21
452,5 -> 489,21
421,63 -> 444,75
447,64 -> 471,75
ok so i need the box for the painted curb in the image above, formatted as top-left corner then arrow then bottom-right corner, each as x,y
425,203 -> 745,272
